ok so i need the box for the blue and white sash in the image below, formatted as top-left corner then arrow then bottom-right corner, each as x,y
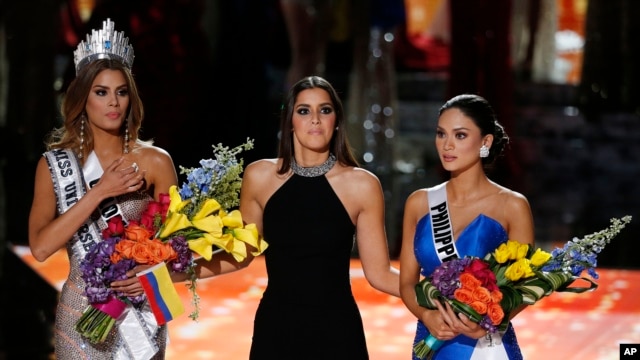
46,149 -> 161,360
427,182 -> 508,359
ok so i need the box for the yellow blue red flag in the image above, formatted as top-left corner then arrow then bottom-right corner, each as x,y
137,262 -> 184,325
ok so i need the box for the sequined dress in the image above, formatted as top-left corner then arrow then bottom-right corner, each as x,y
251,173 -> 369,359
413,213 -> 523,360
54,190 -> 167,360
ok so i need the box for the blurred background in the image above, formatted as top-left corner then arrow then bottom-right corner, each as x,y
0,0 -> 638,358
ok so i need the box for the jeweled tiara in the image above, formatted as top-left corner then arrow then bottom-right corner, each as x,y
73,18 -> 134,74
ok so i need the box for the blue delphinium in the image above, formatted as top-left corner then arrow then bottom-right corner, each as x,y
178,139 -> 254,218
541,216 -> 632,279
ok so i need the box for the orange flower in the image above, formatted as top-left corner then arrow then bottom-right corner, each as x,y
453,288 -> 474,304
487,302 -> 505,325
490,289 -> 503,303
112,239 -> 138,261
124,223 -> 154,242
459,273 -> 481,290
469,300 -> 488,314
145,239 -> 177,263
471,286 -> 492,304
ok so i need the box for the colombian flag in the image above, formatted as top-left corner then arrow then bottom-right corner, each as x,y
137,262 -> 185,325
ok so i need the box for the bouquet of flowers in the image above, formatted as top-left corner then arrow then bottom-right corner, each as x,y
75,195 -> 191,344
413,215 -> 632,359
155,138 -> 269,320
76,138 -> 269,343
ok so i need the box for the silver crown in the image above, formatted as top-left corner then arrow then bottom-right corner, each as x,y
73,18 -> 134,74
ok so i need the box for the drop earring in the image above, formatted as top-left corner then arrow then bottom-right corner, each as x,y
479,144 -> 490,158
78,114 -> 86,159
123,115 -> 130,154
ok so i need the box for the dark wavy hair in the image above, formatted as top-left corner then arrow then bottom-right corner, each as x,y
439,94 -> 509,167
277,76 -> 359,174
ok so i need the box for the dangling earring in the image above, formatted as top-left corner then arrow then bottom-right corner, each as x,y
123,115 -> 130,154
479,144 -> 490,158
78,114 -> 86,159
335,126 -> 339,131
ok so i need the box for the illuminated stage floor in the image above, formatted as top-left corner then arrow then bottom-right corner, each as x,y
14,245 -> 640,360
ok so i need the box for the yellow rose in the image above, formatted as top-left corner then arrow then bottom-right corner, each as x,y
504,258 -> 535,281
530,248 -> 552,267
505,240 -> 529,260
494,243 -> 510,263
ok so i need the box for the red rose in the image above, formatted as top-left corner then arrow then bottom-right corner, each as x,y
144,201 -> 163,218
140,212 -> 156,230
464,259 -> 498,292
158,193 -> 170,219
102,215 -> 125,239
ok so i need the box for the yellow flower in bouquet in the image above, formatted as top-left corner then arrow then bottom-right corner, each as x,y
414,215 -> 632,359
155,138 -> 269,320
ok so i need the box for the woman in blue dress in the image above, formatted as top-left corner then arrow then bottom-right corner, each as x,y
399,94 -> 535,359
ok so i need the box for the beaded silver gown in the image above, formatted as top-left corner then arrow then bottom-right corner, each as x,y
54,191 -> 167,360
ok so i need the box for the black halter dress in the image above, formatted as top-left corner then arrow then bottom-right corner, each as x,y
249,157 -> 368,359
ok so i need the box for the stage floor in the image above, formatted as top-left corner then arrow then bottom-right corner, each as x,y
13,245 -> 640,360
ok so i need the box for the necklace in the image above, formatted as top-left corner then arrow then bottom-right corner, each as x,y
291,153 -> 337,177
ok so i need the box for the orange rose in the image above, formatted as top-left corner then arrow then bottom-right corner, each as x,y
487,302 -> 505,325
114,239 -> 138,259
469,300 -> 488,314
124,224 -> 153,242
459,273 -> 481,290
490,289 -> 503,303
145,239 -> 177,263
454,288 -> 474,304
130,241 -> 156,264
471,286 -> 492,304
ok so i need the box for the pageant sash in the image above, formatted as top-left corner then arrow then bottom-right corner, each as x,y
44,149 -> 102,255
46,149 -> 160,360
115,302 -> 160,360
83,151 -> 160,360
83,151 -> 128,226
428,183 -> 508,358
469,331 -> 508,360
427,182 -> 459,263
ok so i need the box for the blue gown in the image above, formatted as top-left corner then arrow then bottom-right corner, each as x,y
413,214 -> 523,360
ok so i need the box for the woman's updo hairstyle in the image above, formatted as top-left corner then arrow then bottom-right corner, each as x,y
439,94 -> 509,167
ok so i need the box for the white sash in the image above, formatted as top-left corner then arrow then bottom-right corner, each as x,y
44,149 -> 102,255
428,182 -> 508,359
469,332 -> 508,359
83,151 -> 128,226
427,182 -> 459,263
46,149 -> 160,360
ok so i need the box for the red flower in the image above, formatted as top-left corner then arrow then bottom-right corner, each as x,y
102,215 -> 125,238
464,258 -> 498,291
139,196 -> 170,232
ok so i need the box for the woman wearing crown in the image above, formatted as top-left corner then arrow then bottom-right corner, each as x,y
28,19 -> 178,359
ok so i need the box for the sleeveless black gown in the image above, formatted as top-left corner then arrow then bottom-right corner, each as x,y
250,174 -> 369,359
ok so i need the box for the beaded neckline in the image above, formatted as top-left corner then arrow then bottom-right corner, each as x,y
291,154 -> 337,177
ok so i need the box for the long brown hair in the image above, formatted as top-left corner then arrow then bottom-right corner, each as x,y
277,76 -> 359,174
46,59 -> 148,160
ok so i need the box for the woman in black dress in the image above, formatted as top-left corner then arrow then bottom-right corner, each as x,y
180,76 -> 400,359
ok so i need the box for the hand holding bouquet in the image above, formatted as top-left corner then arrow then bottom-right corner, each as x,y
75,197 -> 191,344
154,138 -> 269,320
413,215 -> 632,359
76,139 -> 270,343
